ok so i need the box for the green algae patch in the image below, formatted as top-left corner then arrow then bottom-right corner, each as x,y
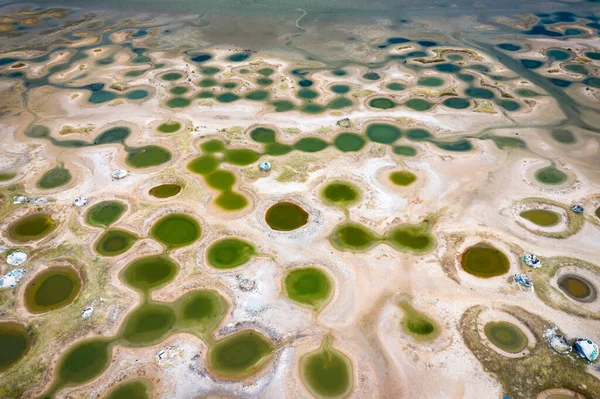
103,379 -> 150,399
385,222 -> 435,254
94,229 -> 137,256
534,166 -> 568,185
7,213 -> 56,242
121,303 -> 176,346
86,201 -> 126,227
321,181 -> 360,207
0,322 -> 32,372
151,214 -> 201,249
149,184 -> 181,198
365,123 -> 402,144
24,267 -> 81,313
460,243 -> 509,278
294,137 -> 329,153
519,209 -> 560,227
265,202 -> 309,231
550,129 -> 575,144
120,255 -> 179,294
557,274 -> 597,303
329,223 -> 380,252
333,133 -> 365,152
125,145 -> 172,168
265,142 -> 293,156
166,97 -> 191,108
392,145 -> 417,156
188,154 -> 219,175
389,170 -> 417,186
161,72 -> 183,81
37,165 -> 72,189
284,267 -> 332,311
300,337 -> 353,399
0,171 -> 16,181
398,301 -> 439,341
206,238 -> 256,269
175,290 -> 227,334
208,330 -> 274,380
369,97 -> 397,109
157,121 -> 181,133
201,139 -> 226,153
215,190 -> 248,211
483,321 -> 528,354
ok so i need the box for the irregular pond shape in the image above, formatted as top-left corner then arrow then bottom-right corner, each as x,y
460,243 -> 510,278
557,274 -> 597,303
223,149 -> 260,165
120,255 -> 179,294
8,213 -> 56,242
329,223 -> 379,252
151,214 -> 201,248
94,229 -> 137,256
95,127 -> 131,145
55,339 -> 112,387
0,322 -> 32,372
321,181 -> 360,207
125,145 -> 172,168
208,330 -> 274,380
284,267 -> 332,311
250,127 -> 277,143
24,267 -> 81,313
265,202 -> 309,231
519,209 -> 561,227
385,222 -> 435,254
121,303 -> 176,346
398,301 -> 439,341
205,169 -> 236,190
188,154 -> 219,175
534,166 -> 568,185
175,290 -> 226,333
389,170 -> 417,186
393,145 -> 418,156
86,201 -> 126,227
149,184 -> 182,198
206,238 -> 256,269
201,139 -> 226,153
300,337 -> 353,399
0,171 -> 17,181
215,190 -> 248,211
37,165 -> 72,189
484,321 -> 528,354
265,142 -> 293,156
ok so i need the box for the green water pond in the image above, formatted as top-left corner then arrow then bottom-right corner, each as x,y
125,145 -> 172,168
151,214 -> 201,248
385,222 -> 435,254
321,181 -> 360,207
208,330 -> 274,380
215,190 -> 248,211
121,303 -> 176,346
284,267 -> 332,311
519,209 -> 561,227
37,165 -> 72,189
7,213 -> 56,242
86,201 -> 126,227
157,121 -> 181,133
24,267 -> 81,313
484,321 -> 528,354
329,223 -> 380,252
389,170 -> 417,186
94,229 -> 137,256
205,238 -> 256,269
460,243 -> 510,278
557,274 -> 597,303
149,184 -> 181,198
534,166 -> 568,185
265,202 -> 309,231
103,379 -> 150,399
300,337 -> 352,399
398,301 -> 439,341
0,322 -> 32,372
120,255 -> 179,294
333,133 -> 365,152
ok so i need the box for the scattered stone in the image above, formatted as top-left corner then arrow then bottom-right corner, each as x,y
337,118 -> 351,128
513,273 -> 534,290
32,197 -> 48,204
6,250 -> 27,266
574,338 -> 599,362
544,324 -> 572,354
522,253 -> 541,268
239,278 -> 256,291
12,196 -> 28,204
82,306 -> 94,318
12,196 -> 48,205
0,268 -> 25,288
73,197 -> 88,207
571,204 -> 584,214
112,169 -> 129,180
259,161 -> 271,172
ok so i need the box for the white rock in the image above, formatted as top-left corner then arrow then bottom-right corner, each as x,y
0,268 -> 25,288
73,197 -> 88,207
112,169 -> 129,179
12,196 -> 28,204
7,251 -> 27,266
82,306 -> 94,318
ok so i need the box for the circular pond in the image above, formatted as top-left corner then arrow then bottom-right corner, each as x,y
24,267 -> 82,313
86,201 -> 126,227
205,238 -> 256,269
265,202 -> 309,231
557,274 -> 597,303
151,214 -> 201,248
321,181 -> 360,207
94,229 -> 137,256
460,243 -> 510,278
389,170 -> 417,186
7,213 -> 56,242
483,321 -> 528,354
300,338 -> 353,399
